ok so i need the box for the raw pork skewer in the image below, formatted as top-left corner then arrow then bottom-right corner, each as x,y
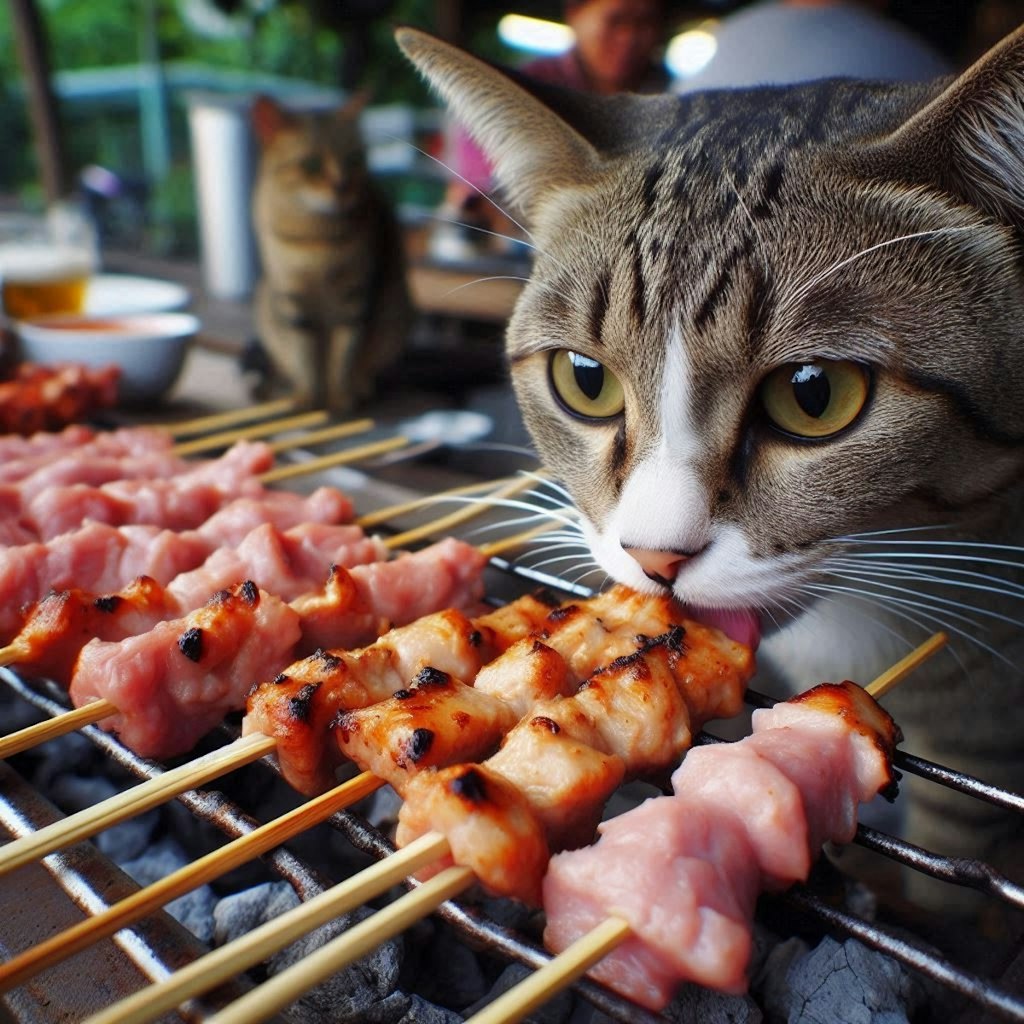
0,520 -> 390,680
523,642 -> 948,1018
0,486 -> 356,641
0,424 -> 174,474
11,440 -> 275,539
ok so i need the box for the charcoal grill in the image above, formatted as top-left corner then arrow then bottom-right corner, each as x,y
1,424 -> 1024,1024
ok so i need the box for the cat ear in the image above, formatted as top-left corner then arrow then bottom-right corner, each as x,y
868,26 -> 1024,229
251,95 -> 297,147
395,26 -> 601,216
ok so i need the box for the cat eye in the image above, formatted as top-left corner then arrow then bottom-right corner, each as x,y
549,350 -> 625,421
759,360 -> 870,439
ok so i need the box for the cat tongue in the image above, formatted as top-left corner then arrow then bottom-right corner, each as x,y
688,606 -> 762,651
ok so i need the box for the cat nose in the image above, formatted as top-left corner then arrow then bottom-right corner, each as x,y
622,546 -> 698,586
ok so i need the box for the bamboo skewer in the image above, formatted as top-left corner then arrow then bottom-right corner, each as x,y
0,733 -> 275,877
204,866 -> 477,1024
356,469 -> 549,529
154,397 -> 300,438
477,521 -> 561,558
80,831 -> 454,1024
466,918 -> 632,1024
170,410 -> 329,456
454,631 -> 951,1024
0,771 -> 385,993
865,631 -> 947,699
265,417 -> 374,455
258,436 -> 412,484
356,475 -> 520,529
0,697 -> 117,758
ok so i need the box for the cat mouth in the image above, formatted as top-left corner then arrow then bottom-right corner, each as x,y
682,605 -> 763,652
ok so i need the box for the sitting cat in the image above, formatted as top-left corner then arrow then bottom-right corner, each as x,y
397,25 -> 1024,913
250,94 -> 410,414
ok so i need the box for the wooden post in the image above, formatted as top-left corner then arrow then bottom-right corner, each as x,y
8,0 -> 69,203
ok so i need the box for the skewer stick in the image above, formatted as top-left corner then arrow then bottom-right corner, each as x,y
170,410 -> 329,456
154,397 -> 300,438
0,770 -> 384,993
864,632 -> 947,700
258,436 -> 411,484
383,474 -> 543,550
265,417 -> 374,455
355,470 -> 551,529
457,630 -> 953,1024
0,698 -> 117,760
205,866 -> 476,1024
0,733 -> 275,877
81,831 -> 453,1024
466,918 -> 632,1024
356,475 -> 520,528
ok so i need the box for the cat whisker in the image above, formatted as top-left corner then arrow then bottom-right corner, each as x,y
510,548 -> 594,576
838,524 -> 957,539
780,225 -> 983,321
806,580 -> 1008,672
797,584 -> 969,678
834,537 -> 1024,553
402,141 -> 539,249
825,556 -> 1024,600
723,167 -> 769,275
833,547 -> 1024,574
814,572 -> 996,631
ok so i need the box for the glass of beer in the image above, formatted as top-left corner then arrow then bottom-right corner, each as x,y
0,205 -> 98,321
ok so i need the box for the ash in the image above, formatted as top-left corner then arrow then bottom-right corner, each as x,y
2,690 -> 929,1024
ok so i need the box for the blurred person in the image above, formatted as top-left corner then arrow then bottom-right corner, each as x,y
674,0 -> 952,93
431,0 -> 670,261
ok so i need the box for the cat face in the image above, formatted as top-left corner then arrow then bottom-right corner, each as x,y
508,143 -> 1024,637
398,27 -> 1024,643
252,96 -> 368,223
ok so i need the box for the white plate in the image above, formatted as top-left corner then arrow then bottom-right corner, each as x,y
85,274 -> 191,316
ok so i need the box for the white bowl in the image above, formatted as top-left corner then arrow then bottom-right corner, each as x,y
15,311 -> 198,403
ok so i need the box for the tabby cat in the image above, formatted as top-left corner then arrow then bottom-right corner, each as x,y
251,94 -> 410,414
397,25 -> 1024,912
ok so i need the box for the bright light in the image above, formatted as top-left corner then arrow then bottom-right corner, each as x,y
498,14 -> 575,56
665,27 -> 718,78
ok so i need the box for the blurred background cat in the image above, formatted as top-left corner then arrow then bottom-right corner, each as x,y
250,94 -> 410,414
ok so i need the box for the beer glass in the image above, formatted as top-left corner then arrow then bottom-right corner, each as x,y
0,205 -> 98,321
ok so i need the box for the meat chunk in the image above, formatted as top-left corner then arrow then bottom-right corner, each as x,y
244,608 -> 488,794
396,764 -> 550,905
487,715 -> 624,851
70,581 -> 301,759
291,538 -> 488,654
5,576 -> 177,681
334,668 -> 518,793
544,797 -> 758,1006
